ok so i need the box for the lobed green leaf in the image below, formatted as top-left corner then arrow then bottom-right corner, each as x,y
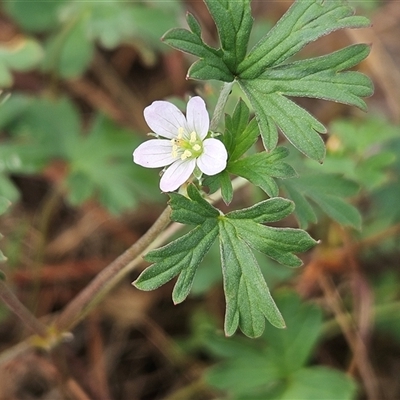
228,148 -> 297,197
163,26 -> 233,82
203,170 -> 234,205
163,0 -> 373,161
228,219 -> 316,267
204,0 -> 253,71
134,219 -> 219,304
169,184 -> 220,225
239,82 -> 327,161
253,44 -> 373,111
226,197 -> 294,224
238,0 -> 371,78
219,219 -> 285,337
224,99 -> 258,162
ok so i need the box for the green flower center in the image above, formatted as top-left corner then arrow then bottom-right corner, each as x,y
171,128 -> 203,160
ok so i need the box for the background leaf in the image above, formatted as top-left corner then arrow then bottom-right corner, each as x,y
204,292 -> 356,399
281,173 -> 362,229
0,38 -> 43,87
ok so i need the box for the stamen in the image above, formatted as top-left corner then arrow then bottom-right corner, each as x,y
178,127 -> 184,139
181,150 -> 192,160
170,139 -> 178,158
193,144 -> 201,152
190,131 -> 197,143
172,144 -> 178,158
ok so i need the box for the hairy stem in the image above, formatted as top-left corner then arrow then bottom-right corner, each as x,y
0,279 -> 47,337
210,81 -> 235,131
54,206 -> 172,332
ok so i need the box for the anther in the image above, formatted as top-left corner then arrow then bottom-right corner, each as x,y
181,150 -> 192,160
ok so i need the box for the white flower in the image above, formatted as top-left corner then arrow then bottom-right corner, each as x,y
133,96 -> 227,192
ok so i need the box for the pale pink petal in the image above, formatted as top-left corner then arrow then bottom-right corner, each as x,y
133,139 -> 175,168
186,96 -> 209,140
197,138 -> 227,175
144,101 -> 187,139
160,159 -> 196,192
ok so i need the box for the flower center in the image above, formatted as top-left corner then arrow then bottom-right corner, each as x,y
171,128 -> 203,160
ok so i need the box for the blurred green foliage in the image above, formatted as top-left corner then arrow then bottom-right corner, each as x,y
0,0 -> 180,213
186,292 -> 357,399
3,0 -> 181,78
0,95 -> 162,213
0,38 -> 43,87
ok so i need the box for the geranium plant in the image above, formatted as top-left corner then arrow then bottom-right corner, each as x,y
0,0 -> 373,343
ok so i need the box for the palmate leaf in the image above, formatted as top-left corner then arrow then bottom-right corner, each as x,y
163,0 -> 373,161
237,1 -> 370,77
134,185 -> 317,337
239,44 -> 372,159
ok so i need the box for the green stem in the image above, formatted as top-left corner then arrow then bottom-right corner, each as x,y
0,279 -> 47,337
210,81 -> 235,131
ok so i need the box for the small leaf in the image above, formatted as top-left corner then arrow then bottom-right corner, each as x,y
309,192 -> 362,229
225,108 -> 259,162
226,197 -> 294,224
228,147 -> 297,197
3,0 -> 66,33
281,367 -> 357,400
262,292 -> 323,373
203,0 -> 253,71
204,170 -> 234,205
227,219 -> 316,267
239,84 -> 327,161
163,26 -> 232,82
282,180 -> 317,228
169,184 -> 220,225
135,219 -> 219,304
